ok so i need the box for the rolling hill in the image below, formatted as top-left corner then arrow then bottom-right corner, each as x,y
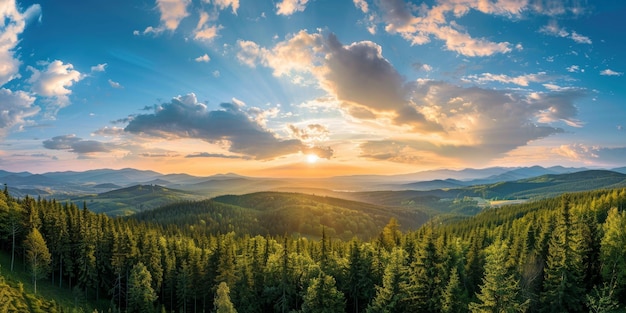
69,184 -> 206,216
131,191 -> 431,240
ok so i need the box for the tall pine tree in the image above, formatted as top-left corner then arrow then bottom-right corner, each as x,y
540,195 -> 585,312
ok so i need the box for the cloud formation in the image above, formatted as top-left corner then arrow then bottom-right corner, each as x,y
238,31 -> 586,165
90,63 -> 107,72
0,88 -> 39,135
540,20 -> 592,44
27,60 -> 83,107
185,152 -> 250,159
600,69 -> 623,76
0,2 -> 41,85
195,54 -> 211,62
108,79 -> 123,88
366,0 -> 519,56
194,11 -> 222,41
276,0 -> 309,16
463,72 -> 551,87
43,134 -> 113,154
124,93 -> 330,160
156,0 -> 190,31
212,0 -> 240,14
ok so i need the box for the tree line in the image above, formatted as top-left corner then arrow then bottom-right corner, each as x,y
1,185 -> 626,312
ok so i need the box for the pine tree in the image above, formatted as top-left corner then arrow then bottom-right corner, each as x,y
301,274 -> 345,313
469,240 -> 527,313
440,267 -> 464,313
0,200 -> 24,272
366,247 -> 409,313
406,228 -> 443,312
600,207 -> 626,301
177,260 -> 193,313
540,195 -> 585,312
24,227 -> 52,294
347,241 -> 375,313
128,262 -> 157,313
214,282 -> 237,313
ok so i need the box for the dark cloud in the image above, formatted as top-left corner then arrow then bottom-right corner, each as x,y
287,123 -> 330,142
139,152 -> 180,158
124,93 -> 331,160
185,152 -> 251,160
43,135 -> 113,154
322,34 -> 442,132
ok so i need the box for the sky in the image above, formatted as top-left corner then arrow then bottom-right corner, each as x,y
0,0 -> 625,177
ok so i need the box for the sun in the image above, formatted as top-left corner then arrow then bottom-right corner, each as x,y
306,154 -> 319,164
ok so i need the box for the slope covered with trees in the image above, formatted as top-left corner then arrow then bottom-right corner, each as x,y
1,185 -> 626,312
132,192 -> 430,240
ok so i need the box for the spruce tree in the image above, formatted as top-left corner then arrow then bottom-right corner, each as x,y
469,240 -> 527,313
540,195 -> 585,312
214,282 -> 237,313
301,274 -> 345,313
128,262 -> 157,313
24,227 -> 52,294
366,247 -> 409,313
600,207 -> 626,301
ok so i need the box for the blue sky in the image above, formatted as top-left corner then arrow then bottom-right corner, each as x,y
0,0 -> 625,176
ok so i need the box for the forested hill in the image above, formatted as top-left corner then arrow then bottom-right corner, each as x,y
1,186 -> 626,312
131,192 -> 430,240
68,184 -> 204,216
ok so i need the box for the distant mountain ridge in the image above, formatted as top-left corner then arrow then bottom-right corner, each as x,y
0,165 -> 621,198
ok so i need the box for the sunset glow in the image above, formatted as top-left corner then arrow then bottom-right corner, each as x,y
0,0 -> 624,177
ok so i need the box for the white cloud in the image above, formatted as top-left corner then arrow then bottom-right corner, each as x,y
540,21 -> 592,44
0,2 -> 41,86
464,72 -> 550,86
365,0 -> 516,57
236,40 -> 266,67
27,60 -> 83,107
353,0 -> 369,13
0,88 -> 39,135
108,79 -> 123,89
276,0 -> 309,16
92,126 -> 125,137
540,20 -> 569,37
213,0 -> 240,14
156,0 -> 190,31
212,70 -> 221,77
600,69 -> 623,76
90,63 -> 107,72
566,65 -> 580,73
570,31 -> 591,44
194,11 -> 222,41
553,144 -> 597,161
136,0 -> 189,35
195,54 -> 211,62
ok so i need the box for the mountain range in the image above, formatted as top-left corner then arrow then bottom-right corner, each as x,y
3,165 -> 620,196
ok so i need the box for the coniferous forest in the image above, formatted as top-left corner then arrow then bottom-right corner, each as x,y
1,186 -> 626,312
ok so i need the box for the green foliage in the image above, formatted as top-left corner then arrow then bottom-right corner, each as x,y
24,227 -> 52,294
469,240 -> 527,313
301,274 -> 345,313
69,184 -> 203,216
1,185 -> 626,313
214,282 -> 237,313
128,262 -> 157,313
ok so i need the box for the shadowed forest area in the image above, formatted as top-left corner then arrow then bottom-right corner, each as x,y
1,186 -> 626,312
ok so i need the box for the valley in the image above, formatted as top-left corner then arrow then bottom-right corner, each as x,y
1,167 -> 626,312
